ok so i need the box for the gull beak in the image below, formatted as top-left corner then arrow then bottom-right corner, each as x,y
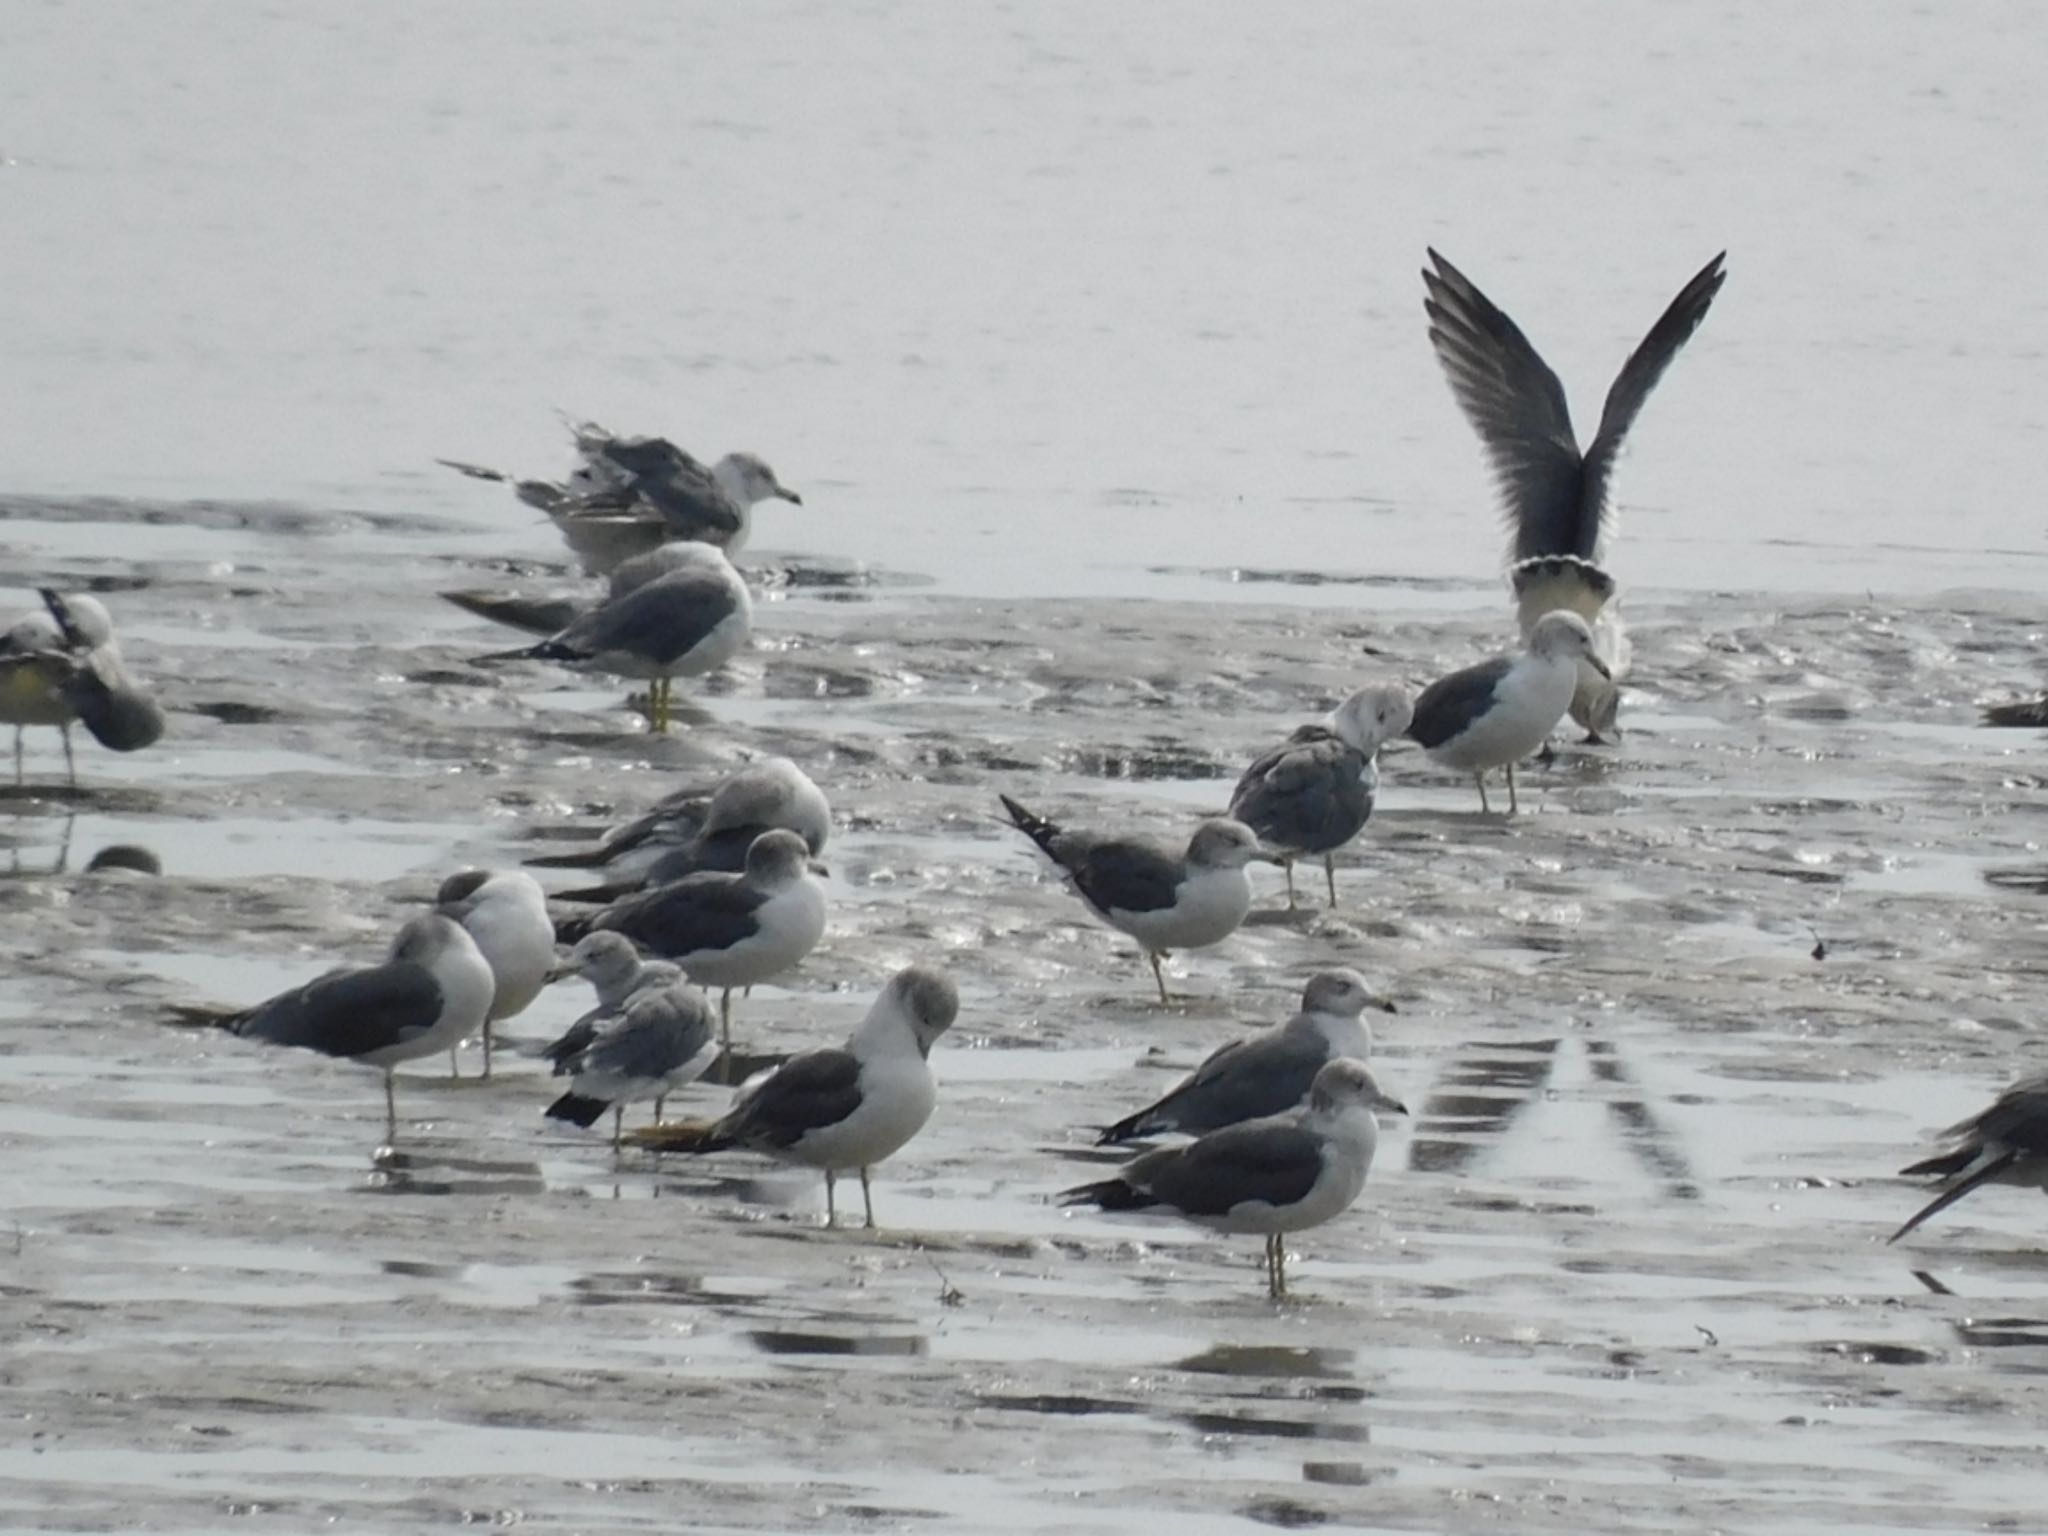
1371,995 -> 1399,1016
807,858 -> 833,878
543,953 -> 580,984
1377,1093 -> 1410,1117
1584,655 -> 1613,682
1252,850 -> 1287,866
776,486 -> 804,506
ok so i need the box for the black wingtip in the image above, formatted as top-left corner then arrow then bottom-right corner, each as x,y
1058,1177 -> 1157,1212
545,1092 -> 612,1128
1094,1116 -> 1149,1148
553,913 -> 594,945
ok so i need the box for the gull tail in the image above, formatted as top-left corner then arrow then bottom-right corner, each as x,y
553,911 -> 597,946
522,844 -> 616,870
998,793 -> 1065,861
439,590 -> 585,637
469,638 -> 581,667
1510,556 -> 1615,631
163,1003 -> 243,1032
1889,1147 -> 2017,1244
624,1119 -> 731,1154
548,878 -> 639,905
544,1091 -> 613,1129
1058,1176 -> 1160,1212
1095,1109 -> 1165,1147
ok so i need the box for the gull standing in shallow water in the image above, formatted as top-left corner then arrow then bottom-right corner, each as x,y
1097,968 -> 1394,1146
1229,686 -> 1413,907
999,795 -> 1273,1004
535,931 -> 684,1073
1407,610 -> 1608,815
0,589 -> 164,785
433,869 -> 556,1079
628,965 -> 958,1229
468,543 -> 751,732
171,914 -> 495,1143
1891,1073 -> 2048,1243
554,829 -> 828,1060
545,978 -> 719,1151
1062,1059 -> 1407,1299
1423,248 -> 1727,741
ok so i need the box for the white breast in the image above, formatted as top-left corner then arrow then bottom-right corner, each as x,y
1111,865 -> 1252,952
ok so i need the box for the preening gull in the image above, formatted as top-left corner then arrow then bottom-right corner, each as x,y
628,965 -> 958,1229
999,795 -> 1272,1004
439,420 -> 801,574
1062,1058 -> 1407,1298
1424,249 -> 1727,740
545,978 -> 719,1150
1407,610 -> 1607,814
1228,685 -> 1412,907
468,543 -> 752,732
1891,1073 -> 2048,1243
555,829 -> 829,1058
532,756 -> 832,899
171,914 -> 495,1142
433,869 -> 555,1079
1097,968 -> 1393,1146
0,590 -> 164,784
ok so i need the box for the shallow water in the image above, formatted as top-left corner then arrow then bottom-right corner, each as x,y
5,489 -> 2048,1532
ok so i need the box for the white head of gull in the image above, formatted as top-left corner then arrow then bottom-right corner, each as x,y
1406,610 -> 1607,815
434,869 -> 556,1078
1228,684 -> 1413,908
1063,1057 -> 1407,1299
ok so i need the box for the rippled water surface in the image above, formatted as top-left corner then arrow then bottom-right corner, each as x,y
8,4 -> 2048,1533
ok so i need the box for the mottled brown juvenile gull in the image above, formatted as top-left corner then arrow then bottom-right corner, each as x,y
629,965 -> 958,1229
1891,1073 -> 2048,1243
999,795 -> 1273,1004
1406,610 -> 1607,815
545,978 -> 719,1150
555,829 -> 828,1057
1424,248 -> 1726,740
1229,685 -> 1412,907
1097,969 -> 1393,1146
1062,1058 -> 1407,1298
433,869 -> 555,1079
469,543 -> 751,731
171,914 -> 495,1142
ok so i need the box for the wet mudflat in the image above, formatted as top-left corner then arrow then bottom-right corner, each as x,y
7,499 -> 2048,1533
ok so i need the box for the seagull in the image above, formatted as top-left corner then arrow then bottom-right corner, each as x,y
1424,249 -> 1726,742
0,590 -> 164,785
1061,1058 -> 1407,1299
545,978 -> 719,1151
1096,969 -> 1394,1146
1890,1073 -> 2048,1243
628,965 -> 958,1228
534,931 -> 684,1076
530,756 -> 832,899
439,421 -> 801,574
467,543 -> 752,732
1228,685 -> 1413,907
1406,610 -> 1608,815
433,869 -> 555,1079
171,914 -> 495,1142
999,795 -> 1273,1003
555,829 -> 828,1058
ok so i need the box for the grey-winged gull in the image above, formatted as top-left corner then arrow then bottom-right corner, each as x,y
533,756 -> 832,899
534,932 -> 685,1082
170,913 -> 495,1142
1228,685 -> 1412,907
1407,610 -> 1608,815
433,869 -> 555,1079
1424,249 -> 1726,741
555,828 -> 828,1059
999,795 -> 1273,1004
1062,1058 -> 1406,1298
439,420 -> 801,574
1891,1073 -> 2048,1243
0,590 -> 164,784
546,977 -> 719,1150
468,543 -> 751,732
1097,968 -> 1394,1146
629,965 -> 958,1229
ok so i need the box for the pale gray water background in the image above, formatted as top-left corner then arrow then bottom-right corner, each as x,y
8,4 -> 2048,1534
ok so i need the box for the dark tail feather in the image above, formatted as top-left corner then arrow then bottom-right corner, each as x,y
440,590 -> 584,637
553,911 -> 596,945
469,639 -> 575,666
624,1119 -> 731,1154
523,844 -> 616,870
549,878 -> 638,905
1899,1146 -> 1975,1180
998,793 -> 1063,859
1095,1110 -> 1161,1147
1889,1149 -> 2017,1244
545,1091 -> 612,1128
164,1003 -> 242,1032
1984,699 -> 2048,728
539,1021 -> 598,1073
1058,1176 -> 1158,1212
